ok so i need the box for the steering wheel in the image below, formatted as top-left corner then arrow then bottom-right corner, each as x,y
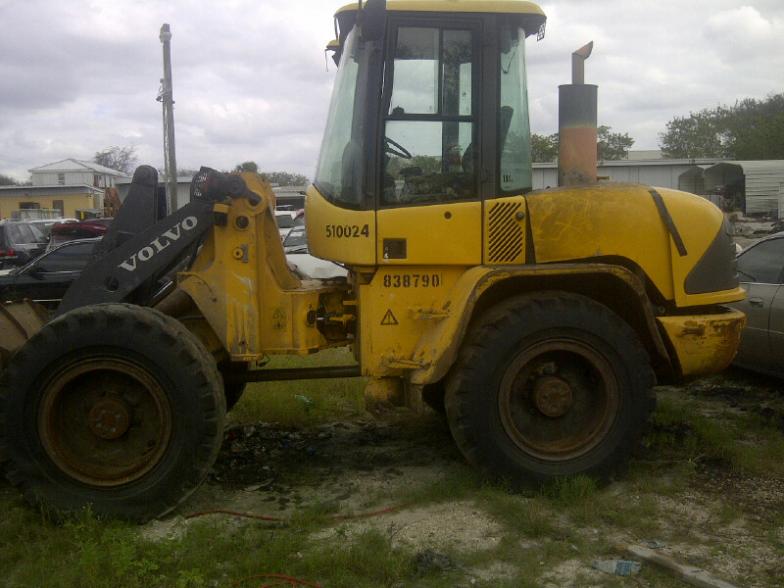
384,137 -> 413,159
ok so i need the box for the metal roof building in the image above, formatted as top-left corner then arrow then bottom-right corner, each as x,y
534,158 -> 784,217
533,158 -> 724,192
704,161 -> 784,216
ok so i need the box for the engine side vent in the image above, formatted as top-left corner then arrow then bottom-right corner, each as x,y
487,201 -> 524,264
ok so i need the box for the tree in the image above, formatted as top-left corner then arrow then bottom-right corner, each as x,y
231,163 -> 308,186
659,93 -> 784,160
659,109 -> 726,158
0,174 -> 18,186
530,126 -> 634,162
531,133 -> 559,163
94,146 -> 138,174
597,125 -> 634,160
722,94 -> 784,160
234,161 -> 259,174
260,171 -> 309,186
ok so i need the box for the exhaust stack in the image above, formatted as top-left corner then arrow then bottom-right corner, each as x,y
558,42 -> 597,186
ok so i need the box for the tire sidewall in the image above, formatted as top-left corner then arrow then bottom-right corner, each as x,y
448,294 -> 650,482
3,304 -> 224,520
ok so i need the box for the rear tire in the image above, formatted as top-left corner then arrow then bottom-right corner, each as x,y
0,303 -> 226,521
445,293 -> 654,483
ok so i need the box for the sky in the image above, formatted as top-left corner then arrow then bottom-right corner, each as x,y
0,0 -> 782,182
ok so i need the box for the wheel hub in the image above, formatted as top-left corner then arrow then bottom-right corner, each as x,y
88,398 -> 131,440
498,339 -> 620,461
38,357 -> 172,487
533,376 -> 573,418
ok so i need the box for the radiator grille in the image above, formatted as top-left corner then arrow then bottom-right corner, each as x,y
487,202 -> 523,263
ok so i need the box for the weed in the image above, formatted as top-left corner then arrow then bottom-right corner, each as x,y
543,475 -> 598,504
716,500 -> 743,526
479,490 -> 557,539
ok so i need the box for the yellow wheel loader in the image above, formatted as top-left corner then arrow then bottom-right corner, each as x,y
0,0 -> 745,521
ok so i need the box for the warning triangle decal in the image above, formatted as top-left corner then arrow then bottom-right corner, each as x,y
381,309 -> 399,326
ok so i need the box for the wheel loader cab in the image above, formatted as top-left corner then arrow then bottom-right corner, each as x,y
307,0 -> 546,267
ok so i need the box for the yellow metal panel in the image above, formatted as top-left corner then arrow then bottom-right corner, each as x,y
358,266 -> 468,376
404,263 -> 663,385
357,262 -> 671,384
657,310 -> 746,378
306,185 -> 376,266
527,184 -> 745,308
526,184 -> 676,300
336,0 -> 545,17
376,200 -> 481,265
181,176 -> 343,360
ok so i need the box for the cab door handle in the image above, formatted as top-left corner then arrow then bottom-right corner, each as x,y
748,297 -> 764,307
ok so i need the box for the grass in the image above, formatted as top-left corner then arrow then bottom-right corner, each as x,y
0,497 -> 420,588
2,369 -> 784,586
229,347 -> 366,426
649,391 -> 784,478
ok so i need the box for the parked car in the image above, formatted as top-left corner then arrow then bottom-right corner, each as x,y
732,232 -> 784,377
0,238 -> 99,310
47,218 -> 110,250
274,209 -> 304,241
283,226 -> 347,279
0,220 -> 47,269
283,224 -> 307,253
28,218 -> 76,241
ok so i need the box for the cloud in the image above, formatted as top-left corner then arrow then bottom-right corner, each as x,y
0,0 -> 782,181
528,0 -> 784,148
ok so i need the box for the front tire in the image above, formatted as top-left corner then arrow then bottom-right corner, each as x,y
445,293 -> 654,483
0,304 -> 226,521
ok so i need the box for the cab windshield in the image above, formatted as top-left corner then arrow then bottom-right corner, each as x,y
314,28 -> 362,207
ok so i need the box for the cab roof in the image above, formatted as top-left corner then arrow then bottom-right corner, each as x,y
336,0 -> 545,18
335,0 -> 546,41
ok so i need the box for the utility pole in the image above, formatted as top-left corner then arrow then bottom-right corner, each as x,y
158,23 -> 178,213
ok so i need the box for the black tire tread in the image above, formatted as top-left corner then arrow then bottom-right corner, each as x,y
445,292 -> 655,483
0,303 -> 225,521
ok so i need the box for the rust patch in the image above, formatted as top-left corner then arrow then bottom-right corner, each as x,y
559,126 -> 598,186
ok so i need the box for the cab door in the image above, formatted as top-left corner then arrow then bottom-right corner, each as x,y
375,19 -> 482,266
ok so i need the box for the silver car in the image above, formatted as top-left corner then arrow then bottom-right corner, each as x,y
733,232 -> 784,377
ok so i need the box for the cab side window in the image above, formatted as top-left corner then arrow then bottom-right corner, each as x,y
382,25 -> 476,205
737,238 -> 784,284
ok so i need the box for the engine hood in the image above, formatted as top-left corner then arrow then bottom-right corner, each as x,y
525,183 -> 744,307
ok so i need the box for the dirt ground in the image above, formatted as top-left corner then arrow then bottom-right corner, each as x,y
139,368 -> 784,588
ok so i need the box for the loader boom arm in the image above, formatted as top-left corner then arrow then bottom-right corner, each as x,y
56,166 -> 253,316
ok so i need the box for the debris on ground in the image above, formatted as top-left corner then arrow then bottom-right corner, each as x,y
591,559 -> 641,576
206,418 -> 458,511
414,548 -> 454,575
621,544 -> 741,588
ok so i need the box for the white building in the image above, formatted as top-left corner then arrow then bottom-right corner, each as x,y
116,176 -> 194,211
29,159 -> 129,189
